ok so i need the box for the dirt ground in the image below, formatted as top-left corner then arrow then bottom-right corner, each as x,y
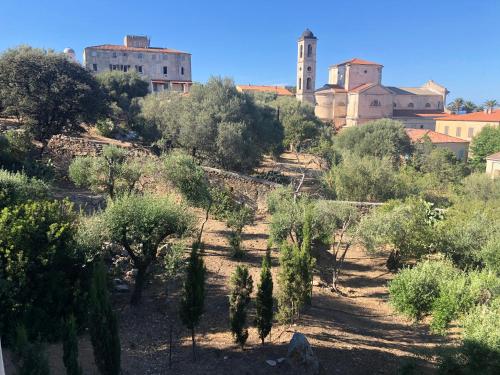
3,151 -> 447,374
5,212 -> 445,375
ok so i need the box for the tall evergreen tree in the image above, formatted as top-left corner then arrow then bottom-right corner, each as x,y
180,242 -> 206,361
255,249 -> 274,344
62,315 -> 82,375
299,208 -> 314,305
14,325 -> 50,375
229,265 -> 253,348
88,261 -> 121,375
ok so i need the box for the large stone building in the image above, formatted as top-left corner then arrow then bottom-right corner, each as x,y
296,29 -> 448,129
83,35 -> 192,93
435,109 -> 500,141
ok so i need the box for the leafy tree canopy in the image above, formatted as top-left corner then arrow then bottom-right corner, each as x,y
0,46 -> 107,142
140,77 -> 283,171
469,126 -> 500,170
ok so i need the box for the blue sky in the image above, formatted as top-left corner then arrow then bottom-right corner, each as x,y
1,0 -> 499,103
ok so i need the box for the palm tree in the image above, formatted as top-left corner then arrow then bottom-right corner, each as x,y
462,101 -> 477,113
484,99 -> 498,112
447,97 -> 464,114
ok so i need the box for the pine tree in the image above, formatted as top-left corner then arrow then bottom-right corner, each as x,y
62,315 -> 82,375
229,265 -> 253,348
88,261 -> 121,375
277,242 -> 302,323
180,242 -> 206,361
299,208 -> 315,305
277,210 -> 315,324
255,249 -> 274,344
14,325 -> 50,375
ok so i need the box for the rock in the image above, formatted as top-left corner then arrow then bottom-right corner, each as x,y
286,332 -> 322,375
276,357 -> 286,364
266,360 -> 277,366
113,278 -> 130,293
223,356 -> 229,360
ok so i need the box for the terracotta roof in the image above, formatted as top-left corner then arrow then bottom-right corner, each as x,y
349,82 -> 378,93
315,84 -> 346,93
86,44 -> 189,54
406,129 -> 469,144
236,85 -> 294,96
393,110 -> 448,118
334,58 -> 382,67
438,109 -> 500,122
486,151 -> 500,161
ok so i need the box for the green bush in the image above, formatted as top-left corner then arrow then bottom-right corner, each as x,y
95,118 -> 115,137
388,260 -> 458,320
431,270 -> 499,334
440,298 -> 500,374
0,169 -> 48,209
0,199 -> 88,341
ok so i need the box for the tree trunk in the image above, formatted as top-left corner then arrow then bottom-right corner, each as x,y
130,265 -> 147,305
191,328 -> 196,362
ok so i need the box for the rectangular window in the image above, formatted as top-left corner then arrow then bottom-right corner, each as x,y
92,64 -> 98,71
456,127 -> 462,137
138,53 -> 143,59
152,54 -> 156,60
135,65 -> 143,73
444,126 -> 449,135
468,127 -> 474,138
181,67 -> 184,75
112,52 -> 117,58
163,66 -> 168,75
162,54 -> 168,61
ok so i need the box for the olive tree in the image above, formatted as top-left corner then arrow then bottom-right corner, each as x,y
96,194 -> 195,304
69,145 -> 152,200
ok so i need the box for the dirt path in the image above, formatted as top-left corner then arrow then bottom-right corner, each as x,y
4,211 -> 444,375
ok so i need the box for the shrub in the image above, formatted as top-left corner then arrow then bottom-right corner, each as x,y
388,260 -> 457,320
255,249 -> 273,344
226,204 -> 254,258
431,270 -> 499,334
459,173 -> 500,202
322,153 -> 402,202
0,169 -> 48,209
62,315 -> 82,375
0,200 -> 87,341
14,325 -> 50,375
95,118 -> 115,137
440,298 -> 500,374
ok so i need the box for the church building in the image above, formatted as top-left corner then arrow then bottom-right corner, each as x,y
296,29 -> 449,129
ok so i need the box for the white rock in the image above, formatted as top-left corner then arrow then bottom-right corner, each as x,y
266,360 -> 277,366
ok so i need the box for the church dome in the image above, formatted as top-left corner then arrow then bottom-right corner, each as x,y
300,29 -> 316,39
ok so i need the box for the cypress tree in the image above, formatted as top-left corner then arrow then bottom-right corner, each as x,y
299,208 -> 314,305
89,261 -> 121,375
14,325 -> 50,375
229,265 -> 253,348
255,249 -> 274,344
62,315 -> 82,375
180,242 -> 206,361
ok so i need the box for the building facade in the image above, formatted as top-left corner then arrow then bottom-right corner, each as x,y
486,152 -> 500,179
435,109 -> 500,141
83,35 -> 192,93
296,30 -> 448,129
406,129 -> 469,160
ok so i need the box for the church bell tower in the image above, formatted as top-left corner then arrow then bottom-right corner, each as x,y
296,29 -> 317,105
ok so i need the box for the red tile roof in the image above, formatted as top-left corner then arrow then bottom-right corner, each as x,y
406,129 -> 469,144
438,110 -> 500,122
336,58 -> 382,67
236,85 -> 294,96
86,44 -> 189,54
486,151 -> 500,161
349,83 -> 377,93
